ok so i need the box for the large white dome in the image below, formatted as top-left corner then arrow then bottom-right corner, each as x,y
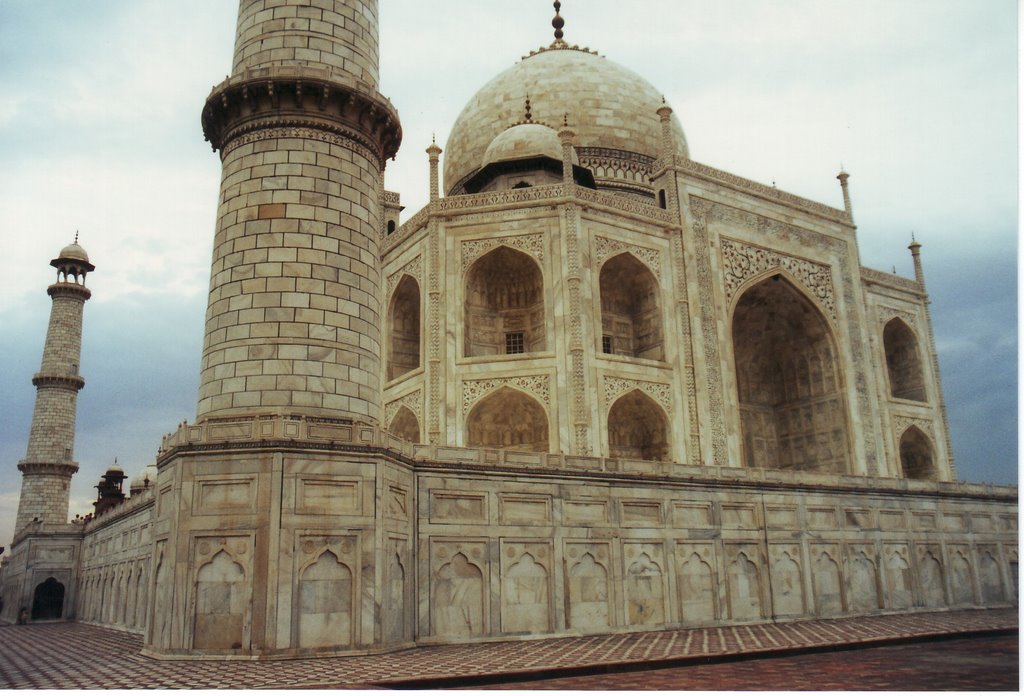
444,45 -> 688,196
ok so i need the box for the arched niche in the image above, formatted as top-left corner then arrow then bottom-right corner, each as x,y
732,273 -> 850,474
899,426 -> 936,481
607,389 -> 669,461
297,550 -> 353,649
387,275 -> 420,380
194,551 -> 246,650
389,405 -> 420,444
883,318 -> 926,401
464,246 -> 545,357
465,387 -> 549,452
599,253 -> 664,360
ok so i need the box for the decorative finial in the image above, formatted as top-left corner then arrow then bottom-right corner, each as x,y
563,112 -> 569,127
74,230 -> 79,244
524,94 -> 532,122
431,133 -> 436,145
552,1 -> 564,41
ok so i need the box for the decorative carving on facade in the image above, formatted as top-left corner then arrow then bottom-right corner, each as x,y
462,375 -> 551,413
383,209 -> 428,249
385,390 -> 423,427
687,198 -> 728,465
437,184 -> 562,213
893,415 -> 935,440
427,218 -> 442,444
860,267 -> 924,294
720,237 -> 836,322
877,305 -> 919,327
677,158 -> 849,224
603,376 -> 673,413
386,256 -> 423,299
221,125 -> 377,166
574,186 -> 675,225
594,236 -> 661,277
460,233 -> 545,274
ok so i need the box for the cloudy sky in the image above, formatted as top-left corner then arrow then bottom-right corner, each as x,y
0,0 -> 1016,547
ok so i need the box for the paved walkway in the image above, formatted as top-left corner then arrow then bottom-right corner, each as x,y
0,609 -> 1015,689
479,634 -> 1019,691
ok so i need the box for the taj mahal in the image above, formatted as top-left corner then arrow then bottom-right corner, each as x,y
0,0 -> 1015,658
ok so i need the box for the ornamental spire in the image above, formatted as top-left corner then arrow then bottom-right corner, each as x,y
552,1 -> 566,46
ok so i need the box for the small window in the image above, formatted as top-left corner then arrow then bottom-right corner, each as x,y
505,331 -> 525,354
658,190 -> 667,209
602,335 -> 614,354
387,220 -> 396,235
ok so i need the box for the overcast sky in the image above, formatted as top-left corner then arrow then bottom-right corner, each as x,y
0,0 -> 1016,548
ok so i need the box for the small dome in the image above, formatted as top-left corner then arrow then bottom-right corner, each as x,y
481,122 -> 575,169
58,242 -> 90,264
105,465 -> 124,475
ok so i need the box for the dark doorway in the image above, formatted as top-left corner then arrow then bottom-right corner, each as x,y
31,577 -> 65,620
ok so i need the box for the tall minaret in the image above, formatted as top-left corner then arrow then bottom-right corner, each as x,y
15,239 -> 94,532
199,0 -> 401,424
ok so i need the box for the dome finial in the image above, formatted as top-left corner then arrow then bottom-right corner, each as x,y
74,230 -> 79,244
552,1 -> 565,43
524,94 -> 533,122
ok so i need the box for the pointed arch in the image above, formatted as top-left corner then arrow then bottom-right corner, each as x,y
883,318 -> 926,401
599,252 -> 664,360
899,426 -> 936,480
464,246 -> 545,357
626,553 -> 665,626
885,550 -> 912,610
297,550 -> 354,649
770,551 -> 804,617
194,550 -> 246,650
389,405 -> 420,444
465,386 -> 548,452
727,552 -> 762,620
979,551 -> 1006,604
568,553 -> 610,629
384,552 -> 408,644
502,553 -> 550,633
679,552 -> 716,624
851,551 -> 881,612
732,273 -> 850,473
31,577 -> 64,620
919,551 -> 946,608
433,553 -> 484,638
387,275 -> 421,380
812,552 -> 843,615
607,389 -> 669,461
950,551 -> 974,605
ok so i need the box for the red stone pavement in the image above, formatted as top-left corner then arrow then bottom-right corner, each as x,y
0,608 -> 1015,689
478,634 -> 1019,691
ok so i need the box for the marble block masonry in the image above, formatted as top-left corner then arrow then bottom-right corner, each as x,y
1,0 -> 1015,659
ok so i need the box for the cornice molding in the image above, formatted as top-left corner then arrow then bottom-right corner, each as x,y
202,68 -> 401,166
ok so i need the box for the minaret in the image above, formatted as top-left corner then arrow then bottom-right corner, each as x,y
15,239 -> 94,532
199,0 -> 401,424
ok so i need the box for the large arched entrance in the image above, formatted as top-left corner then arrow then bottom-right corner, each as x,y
883,318 -> 926,401
387,275 -> 421,380
31,577 -> 64,620
599,253 -> 664,360
607,389 -> 669,460
899,426 -> 936,480
732,274 -> 850,473
465,387 -> 549,452
464,247 -> 545,357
